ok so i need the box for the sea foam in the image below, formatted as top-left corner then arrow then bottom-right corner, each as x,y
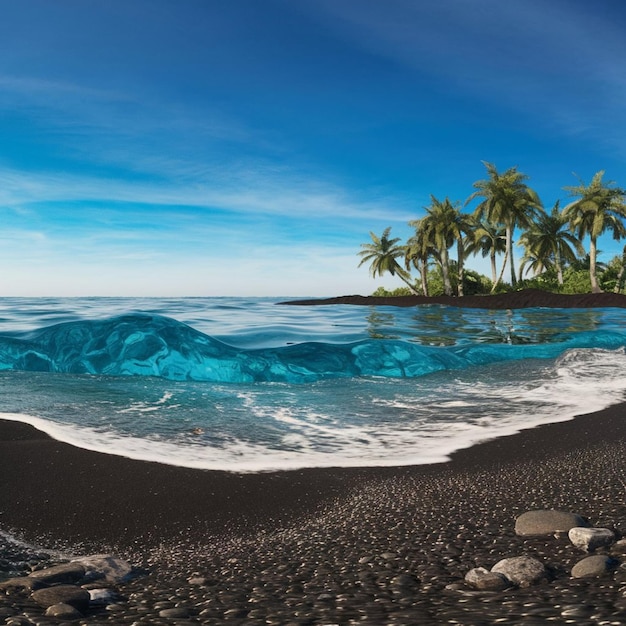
2,346 -> 625,472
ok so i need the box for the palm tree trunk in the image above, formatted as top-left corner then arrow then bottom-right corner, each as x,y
490,252 -> 497,285
420,259 -> 429,296
555,249 -> 564,285
614,265 -> 625,293
507,226 -> 517,287
457,239 -> 465,297
397,271 -> 420,295
440,248 -> 453,296
589,236 -> 601,293
491,247 -> 509,293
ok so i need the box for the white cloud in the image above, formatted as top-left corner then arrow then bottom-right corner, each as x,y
0,163 -> 416,224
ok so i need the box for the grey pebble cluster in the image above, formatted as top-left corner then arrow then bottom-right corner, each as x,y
3,440 -> 626,625
465,510 -> 624,591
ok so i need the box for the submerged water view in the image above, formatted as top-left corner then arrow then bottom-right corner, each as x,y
1,297 -> 625,471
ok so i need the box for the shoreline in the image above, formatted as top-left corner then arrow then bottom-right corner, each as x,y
3,399 -> 626,622
280,288 -> 626,309
2,395 -> 626,550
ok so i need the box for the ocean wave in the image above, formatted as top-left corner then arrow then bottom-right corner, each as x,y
3,345 -> 626,471
0,314 -> 626,383
2,344 -> 626,471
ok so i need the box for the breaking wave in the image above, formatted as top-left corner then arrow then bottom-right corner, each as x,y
1,313 -> 626,383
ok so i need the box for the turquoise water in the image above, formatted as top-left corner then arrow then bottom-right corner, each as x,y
1,297 -> 625,471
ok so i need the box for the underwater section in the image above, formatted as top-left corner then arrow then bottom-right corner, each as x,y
0,313 -> 626,383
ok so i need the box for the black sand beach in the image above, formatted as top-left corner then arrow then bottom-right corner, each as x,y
2,290 -> 626,624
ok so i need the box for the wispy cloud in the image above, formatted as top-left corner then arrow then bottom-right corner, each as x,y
0,162 -> 417,224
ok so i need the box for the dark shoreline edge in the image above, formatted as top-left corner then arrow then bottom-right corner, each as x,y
2,394 -> 626,553
280,288 -> 626,309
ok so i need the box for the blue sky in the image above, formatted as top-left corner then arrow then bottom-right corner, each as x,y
1,0 -> 625,296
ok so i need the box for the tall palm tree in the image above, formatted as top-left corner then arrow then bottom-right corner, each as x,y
358,227 -> 418,294
563,171 -> 626,293
405,222 -> 433,296
412,196 -> 473,296
449,206 -> 475,297
467,162 -> 542,289
465,220 -> 506,288
518,201 -> 584,284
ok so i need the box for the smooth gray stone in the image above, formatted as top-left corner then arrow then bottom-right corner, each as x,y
29,562 -> 86,585
71,554 -> 133,583
465,567 -> 510,591
491,556 -> 548,587
88,587 -> 122,606
159,607 -> 191,618
44,602 -> 83,619
0,576 -> 44,592
568,527 -> 615,552
515,510 -> 587,536
571,554 -> 617,578
611,538 -> 626,554
31,584 -> 91,610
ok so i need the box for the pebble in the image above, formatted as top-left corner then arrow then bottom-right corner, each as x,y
3,444 -> 626,624
572,555 -> 618,578
158,607 -> 190,618
569,527 -> 616,552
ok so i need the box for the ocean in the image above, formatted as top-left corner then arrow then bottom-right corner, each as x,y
1,296 -> 626,472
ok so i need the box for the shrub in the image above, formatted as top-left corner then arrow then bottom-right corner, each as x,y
371,286 -> 414,297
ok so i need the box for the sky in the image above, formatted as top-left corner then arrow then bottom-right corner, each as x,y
1,0 -> 625,297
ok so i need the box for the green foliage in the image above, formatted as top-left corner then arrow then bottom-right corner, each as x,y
461,269 -> 493,295
425,270 -> 445,296
425,265 -> 493,296
559,269 -> 592,294
604,251 -> 626,293
371,286 -> 414,297
599,263 -> 620,292
516,270 -> 560,292
491,282 -> 514,294
504,264 -> 622,294
368,263 -> 626,297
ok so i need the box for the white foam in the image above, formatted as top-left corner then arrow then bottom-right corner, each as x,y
2,348 -> 625,473
116,390 -> 178,413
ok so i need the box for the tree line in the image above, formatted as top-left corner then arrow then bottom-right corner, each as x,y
358,163 -> 626,296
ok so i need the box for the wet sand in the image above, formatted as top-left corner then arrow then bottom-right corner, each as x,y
1,402 -> 626,553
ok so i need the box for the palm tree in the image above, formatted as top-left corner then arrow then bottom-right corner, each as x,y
405,222 -> 433,296
449,206 -> 475,297
518,201 -> 584,284
467,162 -> 542,289
411,196 -> 473,296
563,171 -> 626,293
465,220 -> 506,288
358,227 -> 418,294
